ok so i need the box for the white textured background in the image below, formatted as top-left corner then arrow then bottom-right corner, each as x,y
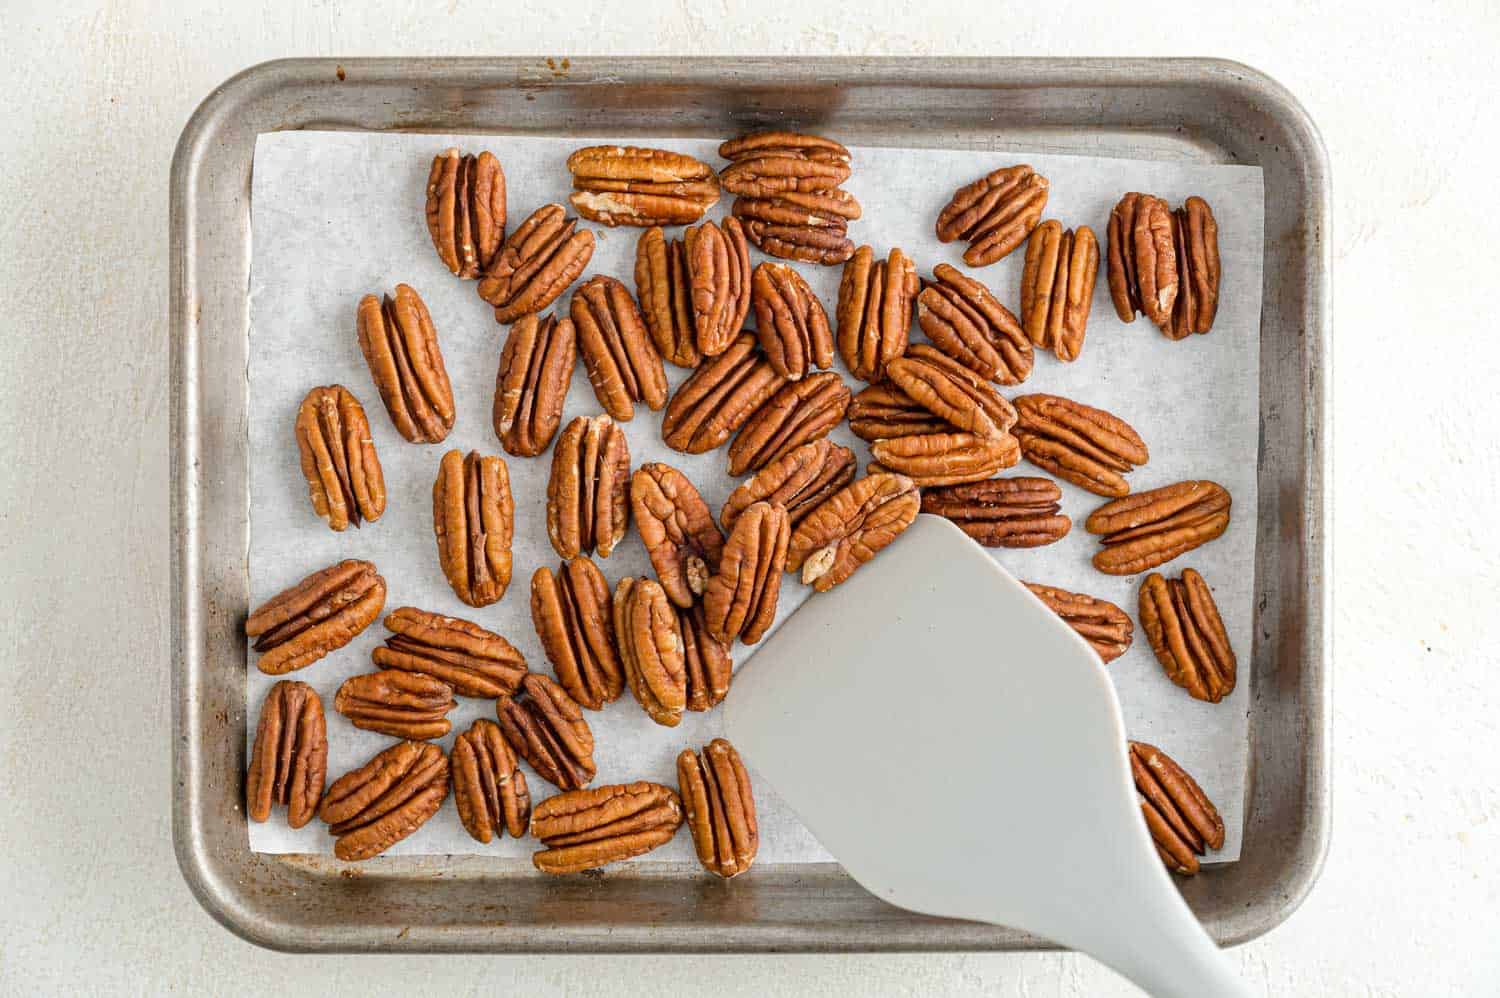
1,1 -> 1496,995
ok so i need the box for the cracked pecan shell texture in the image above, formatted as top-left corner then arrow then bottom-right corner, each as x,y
566,145 -> 720,227
935,165 -> 1049,267
1165,197 -> 1221,339
452,718 -> 530,843
1129,741 -> 1224,875
727,372 -> 850,477
493,311 -> 576,458
1140,568 -> 1236,703
836,245 -> 919,383
530,556 -> 624,711
432,450 -> 514,607
1086,480 -> 1231,575
886,344 -> 1017,440
1013,393 -> 1149,498
295,385 -> 385,531
334,669 -> 456,740
660,334 -> 786,454
1025,583 -> 1133,663
678,738 -> 758,878
703,501 -> 789,646
678,601 -> 732,712
477,203 -> 595,323
1020,221 -> 1099,363
531,781 -> 683,874
917,264 -> 1032,385
547,415 -> 630,560
869,430 -> 1021,487
246,680 -> 326,829
630,463 -> 725,608
741,218 -> 856,266
751,262 -> 834,381
319,740 -> 449,861
571,276 -> 668,421
848,381 -> 950,441
496,673 -> 597,791
613,577 -> 688,727
373,606 -> 527,698
425,148 -> 506,278
247,559 -> 386,675
1106,192 -> 1178,328
921,477 -> 1071,548
787,473 -> 920,592
685,217 -> 752,358
356,284 -> 455,444
720,438 -> 856,532
634,226 -> 699,368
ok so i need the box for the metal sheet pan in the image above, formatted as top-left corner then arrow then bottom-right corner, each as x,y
170,57 -> 1330,953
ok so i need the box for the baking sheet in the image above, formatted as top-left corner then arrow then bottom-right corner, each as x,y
247,131 -> 1262,863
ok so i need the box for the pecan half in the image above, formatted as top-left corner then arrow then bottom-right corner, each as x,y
630,463 -> 725,608
720,438 -> 856,531
246,680 -> 326,828
868,430 -> 1020,487
495,673 -> 597,791
787,473 -> 920,592
1085,480 -> 1231,575
719,131 -> 851,164
373,606 -> 527,698
678,738 -> 758,878
425,148 -> 506,278
531,781 -> 683,874
1165,198 -> 1221,339
295,385 -> 385,531
920,477 -> 1071,548
634,226 -> 699,368
660,334 -> 786,454
1020,221 -> 1099,363
848,381 -> 950,441
477,203 -> 596,323
571,275 -> 668,421
246,560 -> 386,676
685,217 -> 752,358
1012,393 -> 1149,498
836,245 -> 919,382
432,450 -> 514,607
356,284 -> 455,443
935,165 -> 1049,266
740,219 -> 856,266
1129,741 -> 1224,875
319,741 -> 449,861
493,311 -> 577,457
678,601 -> 732,711
334,670 -> 456,740
612,576 -> 688,727
732,189 -> 861,229
1106,193 -> 1178,327
452,718 -> 531,843
566,146 -> 720,227
727,371 -> 850,477
530,556 -> 625,711
886,344 -> 1017,440
751,262 -> 833,380
703,501 -> 789,645
719,152 -> 850,198
547,415 -> 630,560
1024,583 -> 1133,663
917,264 -> 1032,385
1139,568 -> 1236,702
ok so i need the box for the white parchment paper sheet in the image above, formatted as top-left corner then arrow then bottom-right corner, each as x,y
247,131 -> 1262,864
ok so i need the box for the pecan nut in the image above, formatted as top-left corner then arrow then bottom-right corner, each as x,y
566,145 -> 720,227
917,264 -> 1032,385
432,450 -> 514,607
787,473 -> 920,592
720,438 -> 856,532
935,165 -> 1049,266
920,477 -> 1071,548
678,601 -> 732,712
685,217 -> 752,358
246,680 -> 327,828
719,130 -> 852,165
727,371 -> 850,477
1024,583 -> 1133,663
678,738 -> 758,878
495,673 -> 597,791
1012,393 -> 1149,498
319,741 -> 449,861
1085,480 -> 1231,575
740,219 -> 856,266
1129,741 -> 1224,875
452,718 -> 531,843
1020,221 -> 1099,363
425,148 -> 506,278
530,556 -> 625,711
372,606 -> 528,698
246,560 -> 386,675
721,130 -> 858,265
612,576 -> 688,727
732,188 -> 861,230
630,463 -> 725,608
546,415 -> 630,560
1139,568 -> 1236,702
477,203 -> 596,323
751,262 -> 834,380
661,334 -> 786,454
703,501 -> 789,645
836,245 -> 919,382
334,669 -> 456,740
634,226 -> 699,368
356,284 -> 455,443
531,781 -> 683,874
295,385 -> 385,531
1106,193 -> 1178,327
886,344 -> 1017,440
869,430 -> 1020,487
848,381 -> 951,441
493,311 -> 577,458
719,152 -> 850,198
1165,197 -> 1221,339
571,275 -> 668,421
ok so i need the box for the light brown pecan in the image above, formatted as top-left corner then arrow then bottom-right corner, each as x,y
531,781 -> 683,874
492,311 -> 577,458
920,477 -> 1071,548
721,438 -> 856,532
247,560 -> 386,676
751,262 -> 833,381
432,450 -> 514,608
685,217 -> 752,358
935,165 -> 1049,266
425,148 -> 506,278
356,284 -> 455,444
1164,197 -> 1221,339
634,226 -> 699,368
246,680 -> 326,828
678,738 -> 758,878
837,245 -> 919,382
917,264 -> 1032,385
848,381 -> 950,441
727,372 -> 850,477
678,601 -> 732,712
547,415 -> 630,560
566,146 -> 720,227
720,131 -> 851,165
477,203 -> 596,323
1085,480 -> 1231,575
740,218 -> 856,265
319,741 -> 449,861
1106,192 -> 1178,328
660,334 -> 786,454
495,673 -> 597,791
1020,221 -> 1099,363
1012,393 -> 1149,498
334,670 -> 456,740
886,344 -> 1017,440
530,556 -> 625,711
612,576 -> 688,727
732,189 -> 861,229
787,473 -> 920,592
295,385 -> 385,531
868,430 -> 1021,487
373,606 -> 527,698
571,276 -> 668,421
452,718 -> 531,843
719,152 -> 850,198
1129,741 -> 1224,875
1024,583 -> 1133,663
630,463 -> 725,608
703,501 -> 789,645
1140,568 -> 1236,702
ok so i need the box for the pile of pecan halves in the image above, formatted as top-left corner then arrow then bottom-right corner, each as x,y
248,135 -> 1234,878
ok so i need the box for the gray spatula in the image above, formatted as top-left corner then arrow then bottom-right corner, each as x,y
723,514 -> 1250,998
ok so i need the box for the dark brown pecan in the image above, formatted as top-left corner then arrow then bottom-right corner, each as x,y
917,264 -> 1032,385
678,601 -> 732,711
530,556 -> 625,711
661,334 -> 786,454
1165,197 -> 1221,339
1085,480 -> 1231,575
1013,393 -> 1149,498
477,203 -> 596,323
837,245 -> 919,382
741,218 -> 856,265
432,450 -> 514,607
1020,221 -> 1099,363
1024,583 -> 1133,664
492,311 -> 577,458
787,473 -> 920,592
935,165 -> 1049,266
612,576 -> 688,727
634,226 -> 699,368
869,430 -> 1021,487
720,131 -> 851,164
630,463 -> 725,608
246,680 -> 326,828
1106,192 -> 1178,327
921,477 -> 1071,548
547,415 -> 630,560
727,372 -> 850,477
886,344 -> 1017,440
495,673 -> 597,791
571,275 -> 668,421
295,385 -> 385,531
751,262 -> 833,381
355,284 -> 455,443
531,781 -> 683,874
247,560 -> 386,676
566,145 -> 720,227
373,606 -> 527,698
1129,741 -> 1225,875
732,189 -> 861,229
703,501 -> 789,645
719,152 -> 850,198
685,217 -> 752,358
848,381 -> 950,441
1140,568 -> 1236,702
319,741 -> 449,861
678,738 -> 758,878
721,438 -> 856,532
425,148 -> 506,278
334,670 -> 456,740
452,718 -> 531,843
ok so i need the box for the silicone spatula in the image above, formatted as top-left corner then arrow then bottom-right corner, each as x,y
723,514 -> 1250,998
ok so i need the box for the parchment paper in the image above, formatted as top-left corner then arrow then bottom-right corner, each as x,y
247,131 -> 1262,864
